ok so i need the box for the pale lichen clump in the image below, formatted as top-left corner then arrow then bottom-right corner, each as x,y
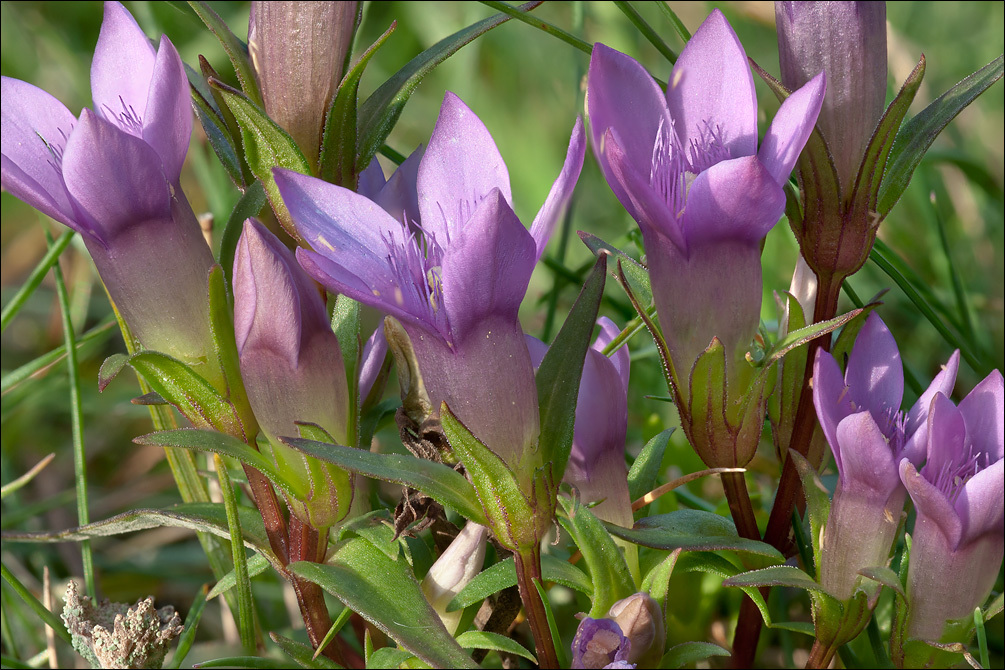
61,580 -> 184,669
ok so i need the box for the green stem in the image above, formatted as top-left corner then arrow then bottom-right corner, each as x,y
50,232 -> 94,599
806,638 -> 838,669
477,1 -> 593,55
213,454 -> 257,655
514,547 -> 559,669
1,230 -> 74,333
287,516 -> 343,665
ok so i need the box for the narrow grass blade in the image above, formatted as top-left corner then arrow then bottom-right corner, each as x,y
213,454 -> 257,654
614,1 -> 678,63
166,585 -> 209,669
1,230 -> 74,333
0,562 -> 72,645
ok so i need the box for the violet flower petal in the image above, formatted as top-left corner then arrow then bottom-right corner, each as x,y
440,188 -> 536,343
903,350 -> 960,464
844,313 -> 903,420
61,110 -> 169,239
90,1 -> 156,128
417,92 -> 512,241
586,43 -> 670,222
957,369 -> 1005,461
900,458 -> 964,551
602,127 -> 687,251
356,157 -> 386,199
812,348 -> 854,471
142,36 -> 192,181
834,411 -> 898,496
358,326 -> 389,402
680,155 -> 787,246
593,316 -> 629,392
666,9 -> 757,160
957,458 -> 1004,547
757,71 -> 826,186
529,116 -> 586,261
373,144 -> 424,228
0,77 -> 79,229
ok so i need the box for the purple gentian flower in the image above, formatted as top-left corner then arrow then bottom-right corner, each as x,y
571,616 -> 633,669
274,92 -> 585,466
1,2 -> 216,374
899,371 -> 1004,641
234,219 -> 355,529
813,313 -> 960,600
248,1 -> 359,171
528,317 -> 632,528
587,10 -> 825,377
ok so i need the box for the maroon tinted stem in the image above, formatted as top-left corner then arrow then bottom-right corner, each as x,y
514,547 -> 559,669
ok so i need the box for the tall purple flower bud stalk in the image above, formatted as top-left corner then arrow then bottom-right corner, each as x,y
587,9 -> 824,554
233,219 -> 352,533
249,1 -> 360,173
1,1 -> 220,385
893,372 -> 1003,664
809,314 -> 959,665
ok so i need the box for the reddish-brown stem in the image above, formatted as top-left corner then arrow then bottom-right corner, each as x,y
806,638 -> 837,669
287,516 -> 344,665
763,277 -> 842,553
241,464 -> 289,564
514,548 -> 559,669
721,472 -> 763,668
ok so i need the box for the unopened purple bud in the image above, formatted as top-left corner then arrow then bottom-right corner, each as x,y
776,2 -> 887,194
249,1 -> 359,170
571,617 -> 633,669
234,218 -> 352,528
607,593 -> 664,667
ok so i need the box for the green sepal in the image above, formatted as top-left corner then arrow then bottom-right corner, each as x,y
627,428 -> 673,505
133,428 -> 306,500
789,451 -> 831,579
535,254 -> 606,486
198,55 -> 253,187
606,510 -> 784,559
188,1 -> 263,107
441,405 -> 536,551
879,55 -> 1003,216
558,496 -> 635,618
189,68 -> 244,188
578,231 -> 653,307
207,265 -> 255,433
280,436 -> 486,526
125,350 -> 243,437
640,549 -> 680,642
850,56 -> 926,222
331,294 -> 362,449
98,353 -> 129,392
290,537 -> 478,669
290,422 -> 355,530
356,4 -> 526,168
218,180 -> 269,293
319,22 -> 396,186
767,292 -> 806,442
210,81 -> 312,240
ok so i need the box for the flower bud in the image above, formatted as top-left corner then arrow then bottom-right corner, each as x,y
776,1 -> 887,195
234,218 -> 352,529
249,2 -> 359,170
571,616 -> 632,669
608,593 -> 665,668
420,522 -> 488,635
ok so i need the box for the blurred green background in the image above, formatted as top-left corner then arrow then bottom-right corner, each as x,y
2,2 -> 1002,667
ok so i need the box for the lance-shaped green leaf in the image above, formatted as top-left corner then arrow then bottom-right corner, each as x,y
449,554 -> 592,612
290,537 -> 478,669
605,510 -> 783,559
281,437 -> 486,526
126,351 -> 243,436
661,642 -> 732,668
269,632 -> 340,669
536,254 -> 607,485
191,80 -> 243,188
627,428 -> 672,505
134,429 -> 305,500
578,232 -> 652,307
356,3 -> 532,167
674,551 -> 772,625
2,503 -> 276,566
761,308 -> 862,368
558,496 -> 635,617
319,22 -> 396,187
879,55 -> 1003,216
207,265 -> 255,430
641,549 -> 680,642
189,1 -> 263,106
211,82 -> 311,239
199,55 -> 253,187
455,630 -> 537,664
441,406 -> 535,550
207,553 -> 270,601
